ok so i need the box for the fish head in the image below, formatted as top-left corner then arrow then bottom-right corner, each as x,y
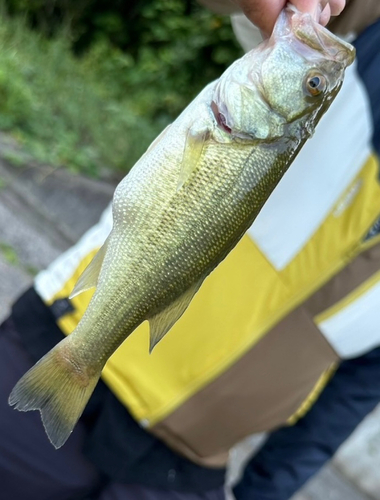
212,6 -> 355,141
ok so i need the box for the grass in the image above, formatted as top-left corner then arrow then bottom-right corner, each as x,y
0,13 -> 165,177
0,241 -> 39,276
0,242 -> 19,265
0,5 -> 240,177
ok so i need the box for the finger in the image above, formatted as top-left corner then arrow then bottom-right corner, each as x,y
235,0 -> 286,36
291,0 -> 344,24
329,0 -> 346,16
319,2 -> 331,25
236,0 -> 345,36
291,0 -> 325,18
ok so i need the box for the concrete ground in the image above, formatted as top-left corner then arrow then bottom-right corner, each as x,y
0,148 -> 379,500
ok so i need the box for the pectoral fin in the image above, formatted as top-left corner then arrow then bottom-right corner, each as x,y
148,280 -> 203,352
178,125 -> 209,190
69,238 -> 108,299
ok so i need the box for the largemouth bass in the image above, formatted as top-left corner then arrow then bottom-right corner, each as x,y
9,7 -> 355,448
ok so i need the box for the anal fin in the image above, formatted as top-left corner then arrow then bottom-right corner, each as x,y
148,280 -> 203,353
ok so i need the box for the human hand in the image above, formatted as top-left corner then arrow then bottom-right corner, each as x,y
234,0 -> 346,36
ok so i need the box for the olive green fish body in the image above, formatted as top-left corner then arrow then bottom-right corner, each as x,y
9,6 -> 355,448
73,102 -> 298,366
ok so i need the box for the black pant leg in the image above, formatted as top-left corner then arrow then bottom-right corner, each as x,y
0,318 -> 104,500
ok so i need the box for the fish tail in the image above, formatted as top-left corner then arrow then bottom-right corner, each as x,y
8,338 -> 101,449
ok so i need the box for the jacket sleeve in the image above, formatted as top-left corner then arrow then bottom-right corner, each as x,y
233,346 -> 380,500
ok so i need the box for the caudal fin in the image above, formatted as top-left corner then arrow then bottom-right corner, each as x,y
8,340 -> 101,448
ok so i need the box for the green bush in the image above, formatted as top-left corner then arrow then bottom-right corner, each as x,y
0,1 -> 242,176
0,18 -> 159,175
85,2 -> 242,120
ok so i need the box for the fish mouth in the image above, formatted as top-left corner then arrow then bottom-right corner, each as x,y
211,100 -> 233,134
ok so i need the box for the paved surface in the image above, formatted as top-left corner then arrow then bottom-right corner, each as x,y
226,431 -> 377,500
1,144 -> 379,499
0,138 -> 114,322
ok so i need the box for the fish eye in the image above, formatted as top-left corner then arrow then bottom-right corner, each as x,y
304,72 -> 327,97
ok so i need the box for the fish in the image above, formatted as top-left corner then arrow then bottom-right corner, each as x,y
9,6 -> 355,449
